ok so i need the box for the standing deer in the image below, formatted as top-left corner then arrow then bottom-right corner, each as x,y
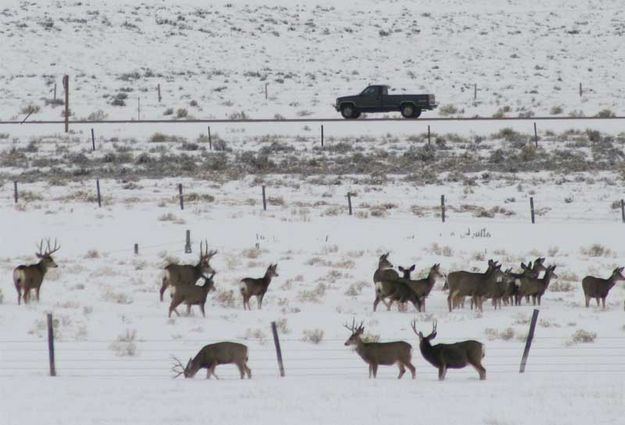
159,242 -> 216,301
344,319 -> 415,379
240,263 -> 278,310
13,239 -> 60,305
446,260 -> 502,312
168,273 -> 216,318
403,264 -> 444,312
373,253 -> 401,311
172,342 -> 251,379
518,265 -> 558,305
411,320 -> 486,381
582,267 -> 625,308
520,257 -> 548,304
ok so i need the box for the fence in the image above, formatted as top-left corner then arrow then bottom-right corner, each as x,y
2,313 -> 625,380
5,178 -> 625,225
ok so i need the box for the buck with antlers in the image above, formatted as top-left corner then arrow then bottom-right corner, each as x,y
240,263 -> 278,310
13,239 -> 60,305
411,320 -> 486,381
159,242 -> 217,302
582,267 -> 625,309
168,273 -> 216,318
344,319 -> 415,379
172,342 -> 251,379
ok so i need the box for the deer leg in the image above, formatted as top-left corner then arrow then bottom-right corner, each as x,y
584,296 -> 589,307
595,298 -> 600,307
602,297 -> 606,309
16,287 -> 21,305
187,304 -> 192,316
471,362 -> 487,380
23,289 -> 30,304
200,303 -> 206,318
438,364 -> 447,381
245,364 -> 252,379
257,294 -> 264,310
373,296 -> 380,312
368,364 -> 373,378
398,363 -> 406,379
371,364 -> 378,378
406,361 -> 416,379
237,362 -> 245,379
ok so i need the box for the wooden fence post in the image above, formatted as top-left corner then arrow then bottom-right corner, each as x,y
53,83 -> 57,101
13,181 -> 18,203
185,230 -> 192,253
178,183 -> 184,210
262,185 -> 267,211
347,192 -> 353,215
134,243 -> 139,255
519,309 -> 540,373
91,128 -> 96,152
137,97 -> 141,121
441,195 -> 446,223
96,179 -> 102,208
157,84 -> 162,103
320,125 -> 324,148
530,197 -> 535,224
47,313 -> 56,377
533,122 -> 538,148
579,82 -> 582,98
63,75 -> 69,133
271,321 -> 285,377
208,126 -> 212,150
621,199 -> 625,223
265,83 -> 268,100
473,83 -> 477,101
427,125 -> 431,145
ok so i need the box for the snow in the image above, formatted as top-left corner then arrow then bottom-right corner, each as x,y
1,0 -> 625,424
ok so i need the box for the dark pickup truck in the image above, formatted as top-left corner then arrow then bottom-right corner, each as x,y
334,85 -> 437,119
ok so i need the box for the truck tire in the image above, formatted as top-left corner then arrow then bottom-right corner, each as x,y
412,108 -> 422,118
341,104 -> 358,119
400,104 -> 415,118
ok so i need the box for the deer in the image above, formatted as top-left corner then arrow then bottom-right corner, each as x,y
240,263 -> 278,310
159,242 -> 216,302
411,320 -> 486,381
446,260 -> 502,312
518,265 -> 558,305
582,267 -> 625,309
344,319 -> 415,379
168,273 -> 216,318
402,264 -> 444,312
372,253 -> 402,311
13,239 -> 60,305
519,257 -> 548,304
172,342 -> 251,379
502,260 -> 545,306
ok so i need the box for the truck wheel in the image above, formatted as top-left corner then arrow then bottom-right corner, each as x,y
341,104 -> 357,119
412,108 -> 422,118
401,104 -> 415,118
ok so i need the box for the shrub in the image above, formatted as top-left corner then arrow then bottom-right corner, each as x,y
595,109 -> 615,118
568,329 -> 596,345
302,329 -> 324,344
110,330 -> 137,356
439,104 -> 459,116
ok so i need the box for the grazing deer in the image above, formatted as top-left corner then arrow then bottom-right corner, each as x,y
411,320 -> 486,381
446,260 -> 502,312
373,253 -> 401,311
172,342 -> 251,379
518,265 -> 557,305
403,264 -> 444,312
582,267 -> 625,308
160,242 -> 216,301
240,264 -> 278,310
344,319 -> 415,379
168,273 -> 216,318
13,239 -> 60,305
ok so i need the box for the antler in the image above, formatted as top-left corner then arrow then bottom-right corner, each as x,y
207,249 -> 217,259
343,318 -> 364,333
410,320 -> 419,335
432,320 -> 437,333
171,356 -> 185,379
37,238 -> 60,256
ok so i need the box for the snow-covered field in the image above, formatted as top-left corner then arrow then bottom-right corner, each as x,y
2,1 -> 625,424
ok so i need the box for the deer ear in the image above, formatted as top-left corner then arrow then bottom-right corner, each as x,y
409,264 -> 416,271
398,266 -> 405,272
36,253 -> 43,258
186,358 -> 192,369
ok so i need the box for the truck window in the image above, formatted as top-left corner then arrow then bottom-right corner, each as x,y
381,87 -> 388,96
361,86 -> 377,97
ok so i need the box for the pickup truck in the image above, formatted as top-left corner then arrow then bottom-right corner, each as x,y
334,85 -> 437,119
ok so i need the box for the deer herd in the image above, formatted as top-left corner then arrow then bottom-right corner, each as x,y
9,240 -> 625,381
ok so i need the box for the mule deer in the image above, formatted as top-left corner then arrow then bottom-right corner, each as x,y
518,265 -> 557,305
403,264 -> 444,312
159,242 -> 216,301
344,319 -> 415,379
172,342 -> 251,379
13,239 -> 60,305
411,320 -> 486,381
168,273 -> 216,318
446,260 -> 502,312
582,267 -> 625,308
372,253 -> 401,311
520,258 -> 548,304
240,264 -> 278,310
